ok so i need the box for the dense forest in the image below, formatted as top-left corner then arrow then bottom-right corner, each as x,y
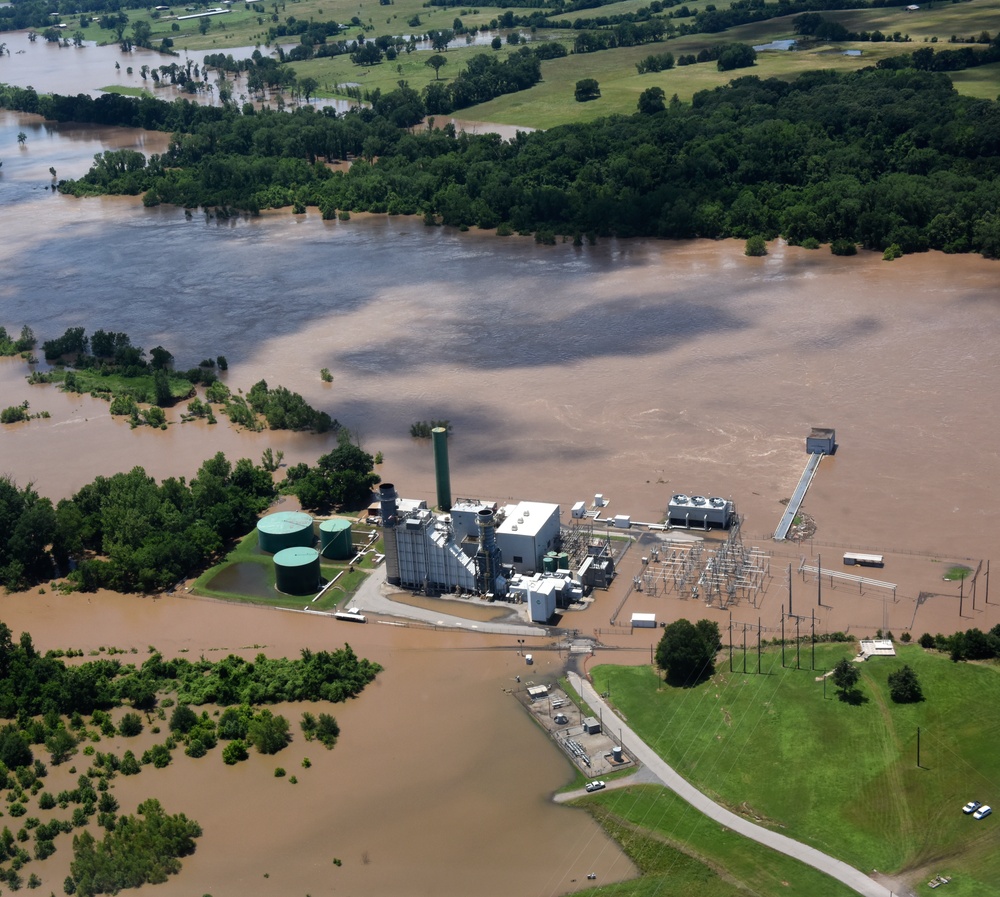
5,66 -> 1000,256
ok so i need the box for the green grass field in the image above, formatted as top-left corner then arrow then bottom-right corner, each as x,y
591,646 -> 1000,895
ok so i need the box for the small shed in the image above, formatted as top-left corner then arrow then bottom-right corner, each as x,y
583,716 -> 601,735
613,515 -> 631,529
631,612 -> 657,628
571,501 -> 587,519
806,427 -> 836,454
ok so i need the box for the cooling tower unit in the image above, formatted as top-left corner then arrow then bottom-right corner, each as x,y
257,511 -> 315,554
379,483 -> 401,586
273,546 -> 321,596
432,427 -> 452,512
319,518 -> 353,560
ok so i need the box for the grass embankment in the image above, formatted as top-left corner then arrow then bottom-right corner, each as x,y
579,787 -> 858,897
193,526 -> 369,610
591,646 -> 1000,896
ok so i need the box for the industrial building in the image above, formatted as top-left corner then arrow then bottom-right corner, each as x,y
378,483 -> 579,613
494,501 -> 561,573
667,494 -> 734,530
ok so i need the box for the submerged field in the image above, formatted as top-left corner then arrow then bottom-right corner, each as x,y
592,646 -> 1000,896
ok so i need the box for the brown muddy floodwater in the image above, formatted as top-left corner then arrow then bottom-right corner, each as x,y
1,107 -> 1000,894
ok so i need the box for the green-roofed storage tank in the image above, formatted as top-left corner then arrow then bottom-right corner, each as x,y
319,518 -> 353,560
257,511 -> 315,554
273,546 -> 321,595
542,555 -> 557,573
557,552 -> 570,570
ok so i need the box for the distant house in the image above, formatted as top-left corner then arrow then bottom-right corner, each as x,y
906,4 -> 919,10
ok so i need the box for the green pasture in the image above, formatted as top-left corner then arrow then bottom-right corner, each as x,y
44,368 -> 195,403
591,646 -> 1000,895
949,59 -> 1000,97
193,528 -> 368,610
576,786 -> 858,897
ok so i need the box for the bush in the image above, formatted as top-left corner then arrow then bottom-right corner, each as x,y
221,740 -> 248,765
745,235 -> 767,256
118,713 -> 143,737
274,767 -> 286,777
831,238 -> 857,256
918,633 -> 936,649
574,78 -> 601,102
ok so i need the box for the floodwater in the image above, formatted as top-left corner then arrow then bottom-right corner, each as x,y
2,100 -> 1000,895
0,590 -> 635,897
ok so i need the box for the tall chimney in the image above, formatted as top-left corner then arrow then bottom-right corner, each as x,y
432,427 -> 452,512
379,483 -> 400,586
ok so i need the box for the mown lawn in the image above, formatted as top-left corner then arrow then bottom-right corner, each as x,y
572,786 -> 858,897
592,646 -> 1000,895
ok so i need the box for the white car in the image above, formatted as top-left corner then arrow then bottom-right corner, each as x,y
973,805 -> 992,820
962,800 -> 982,815
585,780 -> 606,793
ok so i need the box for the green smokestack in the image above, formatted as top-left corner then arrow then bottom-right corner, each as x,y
432,427 -> 452,512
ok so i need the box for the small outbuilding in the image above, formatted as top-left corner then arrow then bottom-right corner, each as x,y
806,427 -> 836,454
583,716 -> 601,735
631,612 -> 657,629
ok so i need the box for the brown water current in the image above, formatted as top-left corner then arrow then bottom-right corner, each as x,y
1,107 -> 1000,894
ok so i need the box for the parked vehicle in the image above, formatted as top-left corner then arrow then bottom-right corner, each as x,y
962,800 -> 982,814
585,780 -> 606,793
973,805 -> 992,820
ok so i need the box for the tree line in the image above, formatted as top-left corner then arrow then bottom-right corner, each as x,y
5,66 -> 998,258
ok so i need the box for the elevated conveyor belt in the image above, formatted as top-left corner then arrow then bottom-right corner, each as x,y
774,452 -> 824,541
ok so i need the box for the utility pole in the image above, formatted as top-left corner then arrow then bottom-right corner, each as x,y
729,612 -> 733,673
781,605 -> 786,668
960,574 -> 964,618
811,609 -> 816,670
788,563 -> 793,617
986,559 -> 991,605
743,623 -> 747,674
757,616 -> 762,674
795,615 -> 801,670
818,553 -> 822,607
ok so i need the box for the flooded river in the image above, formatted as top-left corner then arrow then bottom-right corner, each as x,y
1,93 -> 1000,895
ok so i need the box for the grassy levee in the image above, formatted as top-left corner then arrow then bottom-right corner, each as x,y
591,647 -> 1000,895
572,786 -> 858,897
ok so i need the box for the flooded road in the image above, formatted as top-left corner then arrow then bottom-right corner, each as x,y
1,103 -> 1000,895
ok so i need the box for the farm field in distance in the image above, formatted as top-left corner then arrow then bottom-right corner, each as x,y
36,0 -> 1000,126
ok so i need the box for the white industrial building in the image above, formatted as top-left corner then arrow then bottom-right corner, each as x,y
667,494 -> 734,529
495,501 -> 561,574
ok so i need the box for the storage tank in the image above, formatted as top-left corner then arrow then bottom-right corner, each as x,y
257,511 -> 315,554
542,555 -> 557,573
273,546 -> 321,595
319,518 -> 353,560
557,552 -> 570,570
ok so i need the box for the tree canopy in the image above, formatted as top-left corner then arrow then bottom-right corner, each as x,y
655,618 -> 720,686
7,66 -> 1000,256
